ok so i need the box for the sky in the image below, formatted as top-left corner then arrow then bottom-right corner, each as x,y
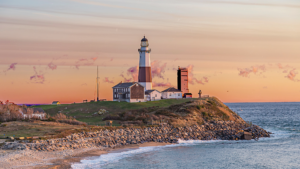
0,0 -> 300,104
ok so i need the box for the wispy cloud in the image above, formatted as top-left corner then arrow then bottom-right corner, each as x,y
75,57 -> 98,69
276,63 -> 299,82
127,66 -> 138,81
103,77 -> 114,84
48,62 -> 57,70
238,65 -> 266,77
285,69 -> 299,82
30,66 -> 45,84
3,63 -> 17,74
120,73 -> 132,82
186,65 -> 209,85
151,61 -> 167,79
152,82 -> 173,87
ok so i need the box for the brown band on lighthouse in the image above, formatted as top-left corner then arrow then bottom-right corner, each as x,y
138,67 -> 152,82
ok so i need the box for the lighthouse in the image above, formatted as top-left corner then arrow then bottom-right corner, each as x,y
138,36 -> 152,90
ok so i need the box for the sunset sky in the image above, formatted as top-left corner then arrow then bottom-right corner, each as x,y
1,0 -> 300,104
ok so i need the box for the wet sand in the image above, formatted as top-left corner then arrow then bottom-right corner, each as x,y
0,142 -> 172,169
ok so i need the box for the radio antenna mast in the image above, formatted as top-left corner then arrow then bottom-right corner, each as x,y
97,66 -> 99,102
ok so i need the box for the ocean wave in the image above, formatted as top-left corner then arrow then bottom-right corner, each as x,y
72,129 -> 292,169
71,139 -> 247,169
71,146 -> 166,169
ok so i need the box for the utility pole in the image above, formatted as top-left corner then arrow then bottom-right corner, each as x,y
97,66 -> 99,102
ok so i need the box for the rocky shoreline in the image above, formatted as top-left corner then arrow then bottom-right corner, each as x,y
2,121 -> 271,151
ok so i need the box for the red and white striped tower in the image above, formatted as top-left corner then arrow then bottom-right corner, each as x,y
138,36 -> 152,90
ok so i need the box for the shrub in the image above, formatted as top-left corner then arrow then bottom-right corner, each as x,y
53,113 -> 68,120
222,114 -> 230,121
197,105 -> 204,110
102,115 -> 122,121
48,117 -> 56,121
246,121 -> 252,127
201,112 -> 208,117
57,119 -> 87,126
207,100 -> 216,106
124,114 -> 136,121
155,110 -> 179,118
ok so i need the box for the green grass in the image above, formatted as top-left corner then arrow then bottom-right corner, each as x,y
32,104 -> 69,110
33,99 -> 197,125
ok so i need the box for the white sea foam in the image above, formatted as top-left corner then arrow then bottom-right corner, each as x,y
71,139 -> 236,169
71,146 -> 165,169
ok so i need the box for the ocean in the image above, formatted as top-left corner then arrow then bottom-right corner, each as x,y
72,102 -> 300,169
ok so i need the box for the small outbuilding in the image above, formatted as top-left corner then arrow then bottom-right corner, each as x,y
145,89 -> 161,101
161,87 -> 182,99
183,93 -> 193,98
52,101 -> 61,105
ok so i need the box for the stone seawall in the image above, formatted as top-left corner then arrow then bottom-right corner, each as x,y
2,121 -> 270,151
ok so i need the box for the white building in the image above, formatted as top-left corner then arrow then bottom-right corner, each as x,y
112,82 -> 145,103
138,36 -> 152,90
20,107 -> 46,119
161,87 -> 183,99
145,90 -> 161,101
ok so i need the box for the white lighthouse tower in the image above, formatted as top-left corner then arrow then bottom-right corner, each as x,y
138,36 -> 152,90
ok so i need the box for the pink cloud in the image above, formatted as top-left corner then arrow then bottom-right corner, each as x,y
285,69 -> 299,82
203,76 -> 209,83
238,65 -> 266,77
151,61 -> 167,79
103,77 -> 114,84
3,63 -> 17,73
152,82 -> 173,87
110,58 -> 114,61
277,63 -> 291,70
277,63 -> 299,82
30,66 -> 45,84
277,63 -> 284,69
48,62 -> 57,70
120,73 -> 132,82
186,65 -> 208,85
75,57 -> 98,69
127,66 -> 138,81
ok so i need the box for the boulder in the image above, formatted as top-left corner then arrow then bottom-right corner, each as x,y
242,132 -> 252,140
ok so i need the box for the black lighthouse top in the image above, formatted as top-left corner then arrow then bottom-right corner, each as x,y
141,36 -> 148,41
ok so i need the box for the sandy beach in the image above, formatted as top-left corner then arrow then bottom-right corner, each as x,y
0,142 -> 171,169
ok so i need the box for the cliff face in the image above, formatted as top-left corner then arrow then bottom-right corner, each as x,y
164,97 -> 245,126
107,97 -> 245,127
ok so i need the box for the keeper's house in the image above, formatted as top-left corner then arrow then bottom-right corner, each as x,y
162,87 -> 182,99
112,82 -> 145,103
